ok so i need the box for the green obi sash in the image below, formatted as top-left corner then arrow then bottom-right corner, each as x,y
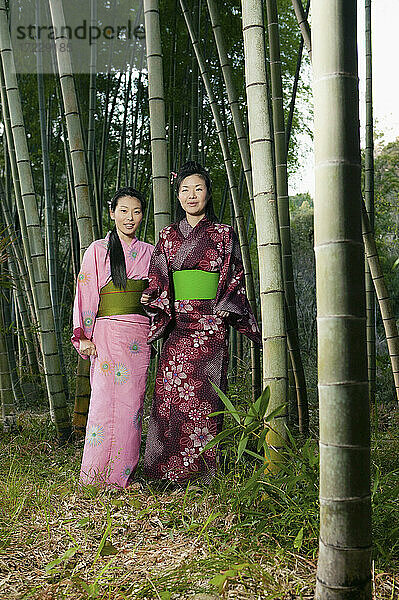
97,278 -> 148,317
173,270 -> 219,301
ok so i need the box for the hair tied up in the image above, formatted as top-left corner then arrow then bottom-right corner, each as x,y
170,171 -> 177,184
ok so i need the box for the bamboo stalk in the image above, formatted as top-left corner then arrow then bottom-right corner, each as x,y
241,0 -> 288,462
143,0 -> 171,235
313,1 -> 372,597
0,292 -> 15,432
286,0 -> 310,152
0,1 -> 71,440
48,0 -> 94,255
206,0 -> 254,217
265,0 -> 308,435
36,12 -> 67,398
364,0 -> 376,405
361,201 -> 399,404
291,0 -> 311,58
181,0 -> 261,400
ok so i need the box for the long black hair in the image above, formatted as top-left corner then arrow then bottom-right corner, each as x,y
107,187 -> 146,290
174,161 -> 218,223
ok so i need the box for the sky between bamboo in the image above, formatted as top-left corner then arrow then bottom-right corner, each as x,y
290,0 -> 399,196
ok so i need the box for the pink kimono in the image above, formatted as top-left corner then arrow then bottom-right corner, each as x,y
72,233 -> 154,488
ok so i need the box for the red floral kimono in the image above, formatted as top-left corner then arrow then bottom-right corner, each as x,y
143,217 -> 261,482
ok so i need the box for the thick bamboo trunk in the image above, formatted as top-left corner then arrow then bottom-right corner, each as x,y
364,0 -> 376,405
181,0 -> 261,400
37,29 -> 67,397
241,0 -> 288,463
48,0 -> 97,432
144,0 -> 171,235
0,1 -> 71,440
313,2 -> 372,598
265,0 -> 308,435
48,0 -> 94,255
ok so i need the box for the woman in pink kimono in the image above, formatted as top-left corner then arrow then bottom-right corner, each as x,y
72,187 -> 154,488
141,162 -> 261,483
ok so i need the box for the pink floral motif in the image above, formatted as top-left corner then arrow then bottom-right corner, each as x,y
164,238 -> 174,252
179,396 -> 198,413
164,360 -> 187,387
181,447 -> 199,467
158,398 -> 171,418
188,425 -> 214,449
191,330 -> 209,350
188,408 -> 203,421
177,378 -> 202,403
229,273 -> 242,287
175,299 -> 194,313
197,402 -> 213,416
160,225 -> 173,240
160,455 -> 187,481
153,290 -> 170,311
203,248 -> 223,271
199,315 -> 222,333
213,224 -> 230,234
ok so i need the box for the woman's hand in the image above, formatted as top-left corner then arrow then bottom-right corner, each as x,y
140,293 -> 151,305
216,310 -> 229,318
79,338 -> 97,357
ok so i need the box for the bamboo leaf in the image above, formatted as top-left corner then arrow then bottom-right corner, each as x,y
265,403 -> 287,423
257,427 -> 269,452
44,557 -> 63,572
257,386 -> 271,419
210,381 -> 240,423
100,543 -> 118,556
293,527 -> 304,550
210,572 -> 229,592
244,448 -> 267,462
237,435 -> 248,461
201,427 -> 239,452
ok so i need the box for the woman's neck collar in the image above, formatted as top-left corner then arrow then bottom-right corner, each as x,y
117,231 -> 137,246
185,213 -> 207,228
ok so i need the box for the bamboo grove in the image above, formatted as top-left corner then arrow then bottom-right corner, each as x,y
0,1 -> 398,598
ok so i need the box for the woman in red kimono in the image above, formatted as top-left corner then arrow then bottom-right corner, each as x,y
141,162 -> 261,483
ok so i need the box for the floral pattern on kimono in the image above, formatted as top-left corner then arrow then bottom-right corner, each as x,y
143,217 -> 261,483
72,233 -> 154,488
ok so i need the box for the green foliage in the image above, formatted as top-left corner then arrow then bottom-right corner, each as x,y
0,411 -> 398,598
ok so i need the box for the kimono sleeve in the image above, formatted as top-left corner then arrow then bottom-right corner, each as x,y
215,227 -> 262,344
142,232 -> 173,343
71,243 -> 100,358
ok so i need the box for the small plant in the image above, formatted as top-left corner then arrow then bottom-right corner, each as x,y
204,383 -> 320,556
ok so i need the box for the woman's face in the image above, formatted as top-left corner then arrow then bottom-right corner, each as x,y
178,174 -> 208,217
110,195 -> 143,238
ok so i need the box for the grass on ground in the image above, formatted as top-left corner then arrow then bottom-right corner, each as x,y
0,404 -> 398,600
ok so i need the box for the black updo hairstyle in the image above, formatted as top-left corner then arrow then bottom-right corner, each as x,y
174,161 -> 218,223
107,187 -> 146,290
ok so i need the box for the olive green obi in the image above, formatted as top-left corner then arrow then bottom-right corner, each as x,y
97,279 -> 148,317
173,270 -> 219,301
